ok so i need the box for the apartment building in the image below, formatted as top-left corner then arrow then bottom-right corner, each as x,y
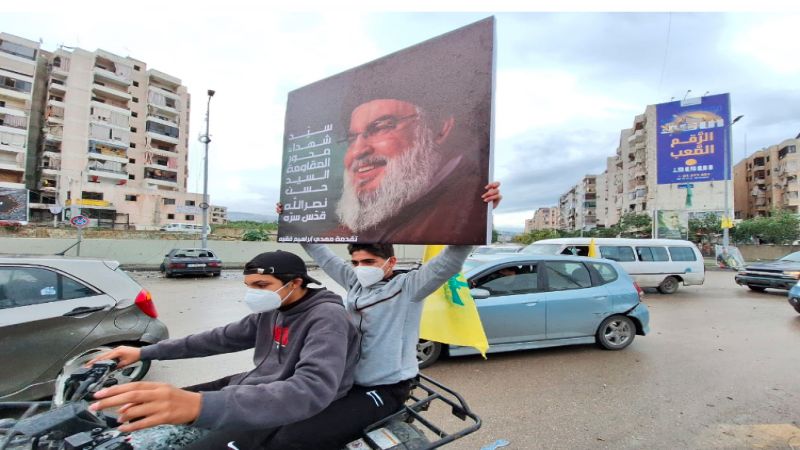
524,206 -> 560,233
210,204 -> 228,225
3,33 -> 211,230
556,176 -> 597,231
733,138 -> 800,219
556,100 -> 732,230
0,33 -> 40,193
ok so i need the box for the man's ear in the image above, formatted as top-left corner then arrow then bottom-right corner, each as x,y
434,116 -> 455,145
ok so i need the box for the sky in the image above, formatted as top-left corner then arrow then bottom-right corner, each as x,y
3,2 -> 799,230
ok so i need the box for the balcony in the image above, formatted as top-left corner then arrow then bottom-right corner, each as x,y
148,69 -> 181,89
88,140 -> 128,162
88,168 -> 128,182
0,86 -> 31,101
47,98 -> 65,109
93,66 -> 132,86
92,83 -> 132,102
49,78 -> 66,93
38,176 -> 57,192
146,114 -> 179,128
0,155 -> 24,172
146,130 -> 179,145
90,100 -> 130,117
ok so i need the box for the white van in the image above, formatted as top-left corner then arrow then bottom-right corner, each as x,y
159,223 -> 211,234
521,238 -> 704,294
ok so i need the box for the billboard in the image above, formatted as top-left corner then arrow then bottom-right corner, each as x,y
656,93 -> 730,185
277,17 -> 495,245
0,188 -> 29,223
656,210 -> 688,239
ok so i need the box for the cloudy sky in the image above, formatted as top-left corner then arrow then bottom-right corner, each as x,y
3,3 -> 799,230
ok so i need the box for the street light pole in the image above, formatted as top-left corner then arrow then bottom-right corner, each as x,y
199,89 -> 215,250
723,114 -> 744,250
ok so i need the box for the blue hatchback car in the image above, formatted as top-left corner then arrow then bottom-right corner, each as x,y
417,254 -> 651,367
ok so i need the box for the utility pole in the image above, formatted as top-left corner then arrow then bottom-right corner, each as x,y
723,114 -> 744,251
199,90 -> 215,250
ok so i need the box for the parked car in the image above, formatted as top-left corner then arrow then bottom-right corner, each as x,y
789,281 -> 800,314
735,251 -> 800,292
0,255 -> 169,401
417,254 -> 650,368
521,238 -> 704,294
469,244 -> 523,256
160,223 -> 211,234
160,248 -> 223,278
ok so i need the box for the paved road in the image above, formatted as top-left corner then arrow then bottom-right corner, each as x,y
131,270 -> 800,449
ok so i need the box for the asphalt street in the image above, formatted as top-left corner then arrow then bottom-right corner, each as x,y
131,270 -> 800,449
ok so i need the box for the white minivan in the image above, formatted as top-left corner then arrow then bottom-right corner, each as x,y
521,238 -> 704,294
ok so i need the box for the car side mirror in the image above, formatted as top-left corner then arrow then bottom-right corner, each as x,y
470,288 -> 491,299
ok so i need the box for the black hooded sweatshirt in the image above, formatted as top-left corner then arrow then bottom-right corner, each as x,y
140,288 -> 359,430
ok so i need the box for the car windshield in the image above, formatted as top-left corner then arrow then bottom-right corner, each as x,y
173,249 -> 214,258
521,244 -> 562,255
780,252 -> 800,262
462,259 -> 484,272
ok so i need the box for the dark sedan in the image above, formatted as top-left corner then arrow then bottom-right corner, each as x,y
160,248 -> 222,278
735,251 -> 800,292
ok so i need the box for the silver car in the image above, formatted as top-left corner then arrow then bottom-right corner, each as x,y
0,255 -> 169,401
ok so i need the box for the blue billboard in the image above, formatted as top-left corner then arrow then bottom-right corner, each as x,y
656,93 -> 730,185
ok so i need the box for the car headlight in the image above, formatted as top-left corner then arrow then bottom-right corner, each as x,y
783,271 -> 800,278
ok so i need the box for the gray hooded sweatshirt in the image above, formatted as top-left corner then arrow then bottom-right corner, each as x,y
139,288 -> 359,430
301,244 -> 472,387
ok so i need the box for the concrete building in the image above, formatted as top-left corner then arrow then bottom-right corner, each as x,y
557,101 -> 732,231
524,206 -> 559,233
210,204 -> 228,225
556,176 -> 598,232
734,138 -> 800,219
0,33 -> 40,192
1,31 -> 214,230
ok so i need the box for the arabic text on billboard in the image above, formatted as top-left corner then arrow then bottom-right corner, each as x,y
656,93 -> 730,185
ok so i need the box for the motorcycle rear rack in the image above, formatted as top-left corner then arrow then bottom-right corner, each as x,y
362,373 -> 481,449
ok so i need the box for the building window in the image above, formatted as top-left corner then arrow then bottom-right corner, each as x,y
185,215 -> 194,221
82,191 -> 103,200
128,174 -> 135,180
125,195 -> 137,201
134,65 -> 141,71
132,97 -> 139,103
167,213 -> 174,219
130,143 -> 136,148
129,158 -> 136,164
132,112 -> 138,118
133,81 -> 139,87
163,198 -> 176,205
130,127 -> 137,132
185,200 -> 195,206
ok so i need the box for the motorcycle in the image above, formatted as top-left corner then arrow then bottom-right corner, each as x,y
0,362 -> 480,450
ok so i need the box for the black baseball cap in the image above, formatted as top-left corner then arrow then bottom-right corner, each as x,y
243,250 -> 320,285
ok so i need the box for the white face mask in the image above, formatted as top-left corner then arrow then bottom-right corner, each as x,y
243,283 -> 294,313
354,260 -> 390,287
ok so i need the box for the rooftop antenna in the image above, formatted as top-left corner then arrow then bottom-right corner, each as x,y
670,96 -> 675,101
683,89 -> 692,101
702,91 -> 710,97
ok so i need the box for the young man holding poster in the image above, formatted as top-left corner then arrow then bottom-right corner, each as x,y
271,183 -> 501,449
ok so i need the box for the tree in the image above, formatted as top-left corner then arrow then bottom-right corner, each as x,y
731,209 -> 800,245
618,213 -> 652,238
513,228 -> 559,245
492,228 -> 499,243
688,212 -> 722,243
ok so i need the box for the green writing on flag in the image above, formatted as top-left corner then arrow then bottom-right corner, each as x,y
444,275 -> 468,306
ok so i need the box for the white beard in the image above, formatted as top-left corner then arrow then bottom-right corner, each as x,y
337,126 -> 443,232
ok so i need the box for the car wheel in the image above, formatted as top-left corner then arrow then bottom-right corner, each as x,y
596,315 -> 636,350
213,272 -> 221,277
159,263 -> 165,273
417,340 -> 442,369
657,276 -> 680,294
53,346 -> 151,406
747,285 -> 766,292
164,271 -> 172,278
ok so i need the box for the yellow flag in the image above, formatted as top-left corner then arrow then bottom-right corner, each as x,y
419,245 -> 489,357
588,238 -> 599,258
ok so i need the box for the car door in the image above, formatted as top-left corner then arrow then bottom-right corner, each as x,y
544,260 -> 612,339
0,265 -> 116,398
469,262 -> 546,344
